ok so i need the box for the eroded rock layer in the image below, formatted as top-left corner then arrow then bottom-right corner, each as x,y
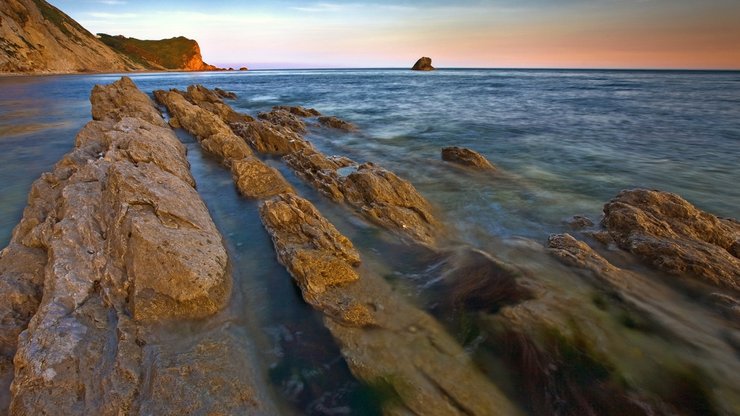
175,85 -> 442,245
0,77 -> 277,415
259,193 -> 522,415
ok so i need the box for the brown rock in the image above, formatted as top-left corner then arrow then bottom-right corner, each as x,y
412,56 -> 435,71
343,163 -> 440,245
258,108 -> 307,133
441,146 -> 496,171
318,115 -> 357,131
283,149 -> 353,201
602,189 -> 739,291
214,88 -> 237,99
565,215 -> 595,229
154,89 -> 253,162
231,156 -> 294,199
259,195 -> 521,415
231,120 -> 311,155
239,67 -> 248,71
2,77 -> 254,415
274,105 -> 321,117
260,193 -> 360,296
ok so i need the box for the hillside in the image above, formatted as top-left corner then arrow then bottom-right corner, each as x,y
98,34 -> 220,71
0,0 -> 220,74
0,0 -> 143,73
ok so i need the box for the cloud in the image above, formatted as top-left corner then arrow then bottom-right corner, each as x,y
87,12 -> 137,18
97,0 -> 127,4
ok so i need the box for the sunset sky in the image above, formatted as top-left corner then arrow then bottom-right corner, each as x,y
50,0 -> 740,70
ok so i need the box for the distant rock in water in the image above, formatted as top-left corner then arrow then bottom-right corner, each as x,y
0,0 -> 144,73
411,56 -> 435,71
441,146 -> 496,170
239,67 -> 248,71
98,34 -> 220,71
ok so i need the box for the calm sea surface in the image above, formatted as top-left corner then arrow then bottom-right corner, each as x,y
1,69 -> 739,414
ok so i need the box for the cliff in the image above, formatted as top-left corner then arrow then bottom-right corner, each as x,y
0,0 -> 143,73
98,34 -> 221,71
0,0 -> 220,74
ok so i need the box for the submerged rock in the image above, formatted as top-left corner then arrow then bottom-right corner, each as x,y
259,195 -> 522,415
602,189 -> 739,292
0,77 -> 279,415
441,146 -> 496,171
273,105 -> 321,117
214,87 -> 237,99
412,56 -> 435,71
317,116 -> 358,131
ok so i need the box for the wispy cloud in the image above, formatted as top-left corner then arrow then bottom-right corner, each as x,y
97,0 -> 127,5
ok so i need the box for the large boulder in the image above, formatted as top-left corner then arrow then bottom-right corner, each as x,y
441,146 -> 496,171
602,189 -> 739,292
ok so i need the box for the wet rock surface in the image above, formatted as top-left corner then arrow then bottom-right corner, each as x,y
318,116 -> 358,131
155,88 -> 294,199
602,189 -> 739,291
441,146 -> 496,171
0,77 -> 278,415
177,85 -> 441,246
260,195 -> 523,415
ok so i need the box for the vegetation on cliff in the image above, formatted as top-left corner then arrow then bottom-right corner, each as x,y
98,34 -> 220,71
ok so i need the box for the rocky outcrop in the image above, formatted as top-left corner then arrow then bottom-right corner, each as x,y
0,0 -> 143,73
411,56 -> 435,71
259,193 -> 522,415
0,77 -> 283,415
214,88 -> 236,99
318,116 -> 357,131
98,34 -> 220,71
441,146 -> 496,171
155,89 -> 293,199
173,85 -> 442,246
602,189 -> 739,292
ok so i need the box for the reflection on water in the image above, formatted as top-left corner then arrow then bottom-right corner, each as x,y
0,69 -> 739,414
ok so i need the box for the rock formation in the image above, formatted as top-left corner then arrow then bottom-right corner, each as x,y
154,88 -> 293,199
0,77 -> 278,415
260,193 -> 523,415
0,0 -> 143,73
411,56 -> 435,71
602,189 -> 739,292
441,146 -> 496,171
98,34 -> 220,71
171,86 -> 442,246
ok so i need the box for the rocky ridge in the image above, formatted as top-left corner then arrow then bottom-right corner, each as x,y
0,77 -> 276,415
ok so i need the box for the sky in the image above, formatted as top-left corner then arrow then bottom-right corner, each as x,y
49,0 -> 740,70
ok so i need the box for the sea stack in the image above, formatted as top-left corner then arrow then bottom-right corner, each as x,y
411,56 -> 435,71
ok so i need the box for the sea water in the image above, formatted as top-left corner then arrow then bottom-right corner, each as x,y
1,69 -> 739,414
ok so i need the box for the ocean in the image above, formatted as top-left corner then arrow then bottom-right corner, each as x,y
1,69 -> 739,414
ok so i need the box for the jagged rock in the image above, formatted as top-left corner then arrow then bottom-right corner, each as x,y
260,194 -> 360,297
283,149 -> 353,201
1,77 -> 270,415
91,77 -> 167,128
0,0 -> 144,73
441,146 -> 496,171
411,56 -> 435,71
231,120 -> 310,155
231,157 -> 294,199
260,195 -> 522,415
274,105 -> 321,117
214,88 -> 237,99
154,89 -> 252,162
548,233 -> 618,276
182,85 -> 254,124
602,189 -> 739,292
258,108 -> 307,133
318,116 -> 357,131
343,163 -> 440,245
565,215 -> 595,229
